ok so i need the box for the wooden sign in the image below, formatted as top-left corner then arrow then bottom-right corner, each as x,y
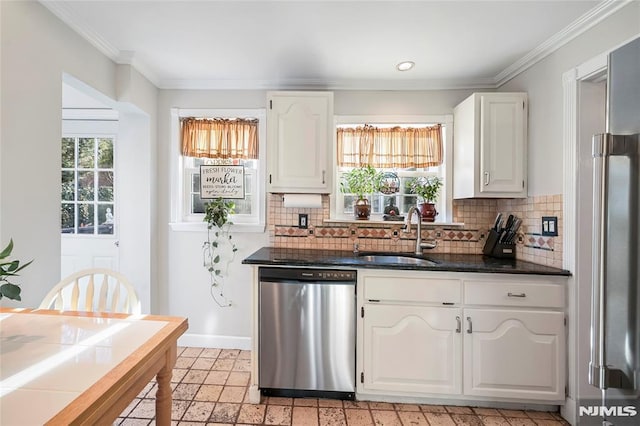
200,165 -> 245,199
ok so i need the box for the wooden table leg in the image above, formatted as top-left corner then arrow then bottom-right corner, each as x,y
156,344 -> 177,425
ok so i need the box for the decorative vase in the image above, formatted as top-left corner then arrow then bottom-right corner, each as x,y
419,202 -> 438,222
354,198 -> 371,220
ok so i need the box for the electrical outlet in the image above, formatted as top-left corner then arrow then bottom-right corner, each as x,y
298,214 -> 308,229
541,216 -> 558,236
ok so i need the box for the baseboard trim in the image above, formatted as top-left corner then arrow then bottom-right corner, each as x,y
178,333 -> 252,350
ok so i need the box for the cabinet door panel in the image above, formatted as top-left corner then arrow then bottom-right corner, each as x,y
363,304 -> 462,395
479,94 -> 525,194
268,93 -> 331,192
463,309 -> 564,401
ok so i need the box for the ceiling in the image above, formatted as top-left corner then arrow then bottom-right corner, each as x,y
45,1 -> 619,91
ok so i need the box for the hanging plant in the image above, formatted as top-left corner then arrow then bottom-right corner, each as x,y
203,198 -> 238,307
0,239 -> 33,301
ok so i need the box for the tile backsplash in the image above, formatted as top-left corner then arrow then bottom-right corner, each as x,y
268,193 -> 563,269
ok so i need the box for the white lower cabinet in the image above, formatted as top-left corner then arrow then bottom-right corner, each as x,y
463,308 -> 565,401
363,304 -> 462,395
358,270 -> 566,404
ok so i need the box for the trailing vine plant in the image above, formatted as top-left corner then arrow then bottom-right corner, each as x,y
203,198 -> 238,307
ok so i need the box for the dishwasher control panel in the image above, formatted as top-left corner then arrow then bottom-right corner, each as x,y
259,267 -> 356,282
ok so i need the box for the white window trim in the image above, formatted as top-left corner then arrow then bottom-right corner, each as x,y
331,114 -> 454,222
169,108 -> 267,233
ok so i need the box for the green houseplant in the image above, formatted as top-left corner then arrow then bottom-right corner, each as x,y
340,165 -> 384,220
0,239 -> 33,301
408,176 -> 443,221
203,198 -> 238,307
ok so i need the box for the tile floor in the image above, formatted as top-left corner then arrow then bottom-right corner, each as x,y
117,347 -> 570,426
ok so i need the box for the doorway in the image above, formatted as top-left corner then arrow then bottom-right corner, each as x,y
61,82 -> 120,277
59,75 -> 152,313
562,57 -> 608,423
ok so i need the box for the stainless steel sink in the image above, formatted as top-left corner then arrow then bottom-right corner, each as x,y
358,254 -> 438,266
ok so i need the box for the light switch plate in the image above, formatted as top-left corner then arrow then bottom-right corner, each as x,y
298,214 -> 308,229
541,216 -> 558,236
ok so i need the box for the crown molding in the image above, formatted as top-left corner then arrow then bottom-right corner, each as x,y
115,51 -> 161,87
40,1 -> 160,87
494,0 -> 631,87
41,1 -> 119,60
158,77 -> 498,91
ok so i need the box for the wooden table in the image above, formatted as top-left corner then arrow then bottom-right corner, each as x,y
0,308 -> 188,425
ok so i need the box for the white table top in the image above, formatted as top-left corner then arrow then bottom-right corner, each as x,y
0,311 -> 168,425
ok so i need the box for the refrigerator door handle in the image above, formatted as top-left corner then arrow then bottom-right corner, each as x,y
589,133 -> 609,390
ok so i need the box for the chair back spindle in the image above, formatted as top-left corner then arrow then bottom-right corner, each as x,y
39,268 -> 141,315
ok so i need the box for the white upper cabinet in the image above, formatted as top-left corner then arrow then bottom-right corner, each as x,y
267,91 -> 333,193
453,93 -> 527,198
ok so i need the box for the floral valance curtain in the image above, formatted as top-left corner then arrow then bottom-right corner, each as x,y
181,117 -> 259,159
337,124 -> 443,168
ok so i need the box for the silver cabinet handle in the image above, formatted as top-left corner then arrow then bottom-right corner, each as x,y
455,316 -> 461,333
507,292 -> 526,298
466,316 -> 472,334
483,171 -> 490,186
322,170 -> 326,184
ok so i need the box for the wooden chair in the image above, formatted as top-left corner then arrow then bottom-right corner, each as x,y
39,268 -> 141,314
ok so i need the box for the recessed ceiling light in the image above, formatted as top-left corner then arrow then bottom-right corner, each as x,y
396,61 -> 415,71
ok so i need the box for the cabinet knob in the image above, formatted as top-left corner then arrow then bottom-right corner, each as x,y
483,171 -> 490,186
455,316 -> 461,333
466,316 -> 473,334
322,170 -> 326,184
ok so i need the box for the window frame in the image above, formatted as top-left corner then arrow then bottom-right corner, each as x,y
182,157 -> 259,224
61,132 -> 118,237
331,115 -> 454,222
170,108 -> 267,233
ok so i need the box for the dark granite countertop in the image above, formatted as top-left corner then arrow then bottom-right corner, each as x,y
242,247 -> 571,276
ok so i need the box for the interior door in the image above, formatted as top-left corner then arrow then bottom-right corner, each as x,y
60,118 -> 120,278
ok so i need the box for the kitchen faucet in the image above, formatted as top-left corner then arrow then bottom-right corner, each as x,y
404,206 -> 437,254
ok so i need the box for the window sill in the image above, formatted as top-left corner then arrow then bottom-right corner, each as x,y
324,218 -> 465,227
169,222 -> 266,233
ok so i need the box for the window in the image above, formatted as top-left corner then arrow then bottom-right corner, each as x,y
333,116 -> 453,222
183,157 -> 258,224
61,136 -> 115,235
173,109 -> 266,230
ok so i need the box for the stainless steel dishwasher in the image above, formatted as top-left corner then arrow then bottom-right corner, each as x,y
259,267 -> 356,399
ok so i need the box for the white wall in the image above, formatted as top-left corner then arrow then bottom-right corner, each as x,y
0,1 -> 157,308
499,1 -> 640,196
157,90 -> 268,346
0,1 -> 117,307
118,112 -> 152,312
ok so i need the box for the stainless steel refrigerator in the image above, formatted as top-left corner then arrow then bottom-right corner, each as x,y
589,37 -> 640,425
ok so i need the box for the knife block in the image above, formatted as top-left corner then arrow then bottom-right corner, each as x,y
482,229 -> 516,259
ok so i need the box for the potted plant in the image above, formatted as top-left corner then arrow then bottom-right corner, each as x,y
408,176 -> 443,222
340,165 -> 384,220
0,239 -> 33,301
203,198 -> 238,307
